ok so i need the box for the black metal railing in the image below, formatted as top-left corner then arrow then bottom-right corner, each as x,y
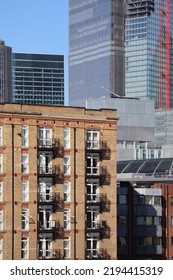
86,249 -> 110,260
38,249 -> 64,260
86,194 -> 110,212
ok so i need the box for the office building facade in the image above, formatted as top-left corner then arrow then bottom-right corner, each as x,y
69,0 -> 126,106
125,0 -> 173,108
0,40 -> 12,103
0,103 -> 117,260
12,53 -> 64,106
117,158 -> 173,260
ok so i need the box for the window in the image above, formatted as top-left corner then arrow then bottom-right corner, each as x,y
39,153 -> 52,174
22,209 -> 29,231
171,197 -> 173,206
86,237 -> 99,258
21,154 -> 29,173
21,237 -> 28,259
22,181 -> 29,202
0,238 -> 2,260
118,195 -> 127,204
0,182 -> 3,202
64,128 -> 70,149
0,126 -> 2,146
171,217 -> 173,226
39,235 -> 52,259
87,209 -> 98,229
64,182 -> 71,202
86,154 -> 99,175
39,208 -> 52,230
39,180 -> 52,202
64,156 -> 70,175
39,127 -> 52,147
0,210 -> 3,230
64,209 -> 70,230
136,216 -> 152,225
64,237 -> 70,258
0,155 -> 3,173
86,180 -> 98,202
86,130 -> 99,149
22,126 -> 28,147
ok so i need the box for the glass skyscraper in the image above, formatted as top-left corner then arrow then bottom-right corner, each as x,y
0,40 -> 12,103
125,0 -> 173,108
69,0 -> 126,106
12,53 -> 64,105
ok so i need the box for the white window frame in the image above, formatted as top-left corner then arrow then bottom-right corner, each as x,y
22,181 -> 29,202
39,179 -> 52,202
87,209 -> 99,229
0,182 -> 3,202
39,207 -> 52,230
86,154 -> 99,175
22,126 -> 28,148
86,236 -> 99,258
0,210 -> 3,230
86,130 -> 99,149
0,155 -> 3,173
0,126 -> 2,146
39,235 -> 52,259
39,127 -> 52,147
86,180 -> 99,202
0,238 -> 2,260
64,128 -> 70,149
64,237 -> 70,259
21,154 -> 29,173
21,237 -> 28,259
39,152 -> 52,174
64,208 -> 70,230
22,209 -> 29,231
64,182 -> 71,202
64,156 -> 70,175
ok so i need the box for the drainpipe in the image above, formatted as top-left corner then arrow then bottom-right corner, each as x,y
74,128 -> 76,259
11,124 -> 14,260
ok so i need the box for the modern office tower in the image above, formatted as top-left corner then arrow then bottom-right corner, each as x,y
117,158 -> 173,260
69,0 -> 126,106
12,53 -> 64,105
125,0 -> 173,108
0,103 -> 117,260
0,40 -> 12,103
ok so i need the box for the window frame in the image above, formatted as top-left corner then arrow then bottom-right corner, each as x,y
64,237 -> 70,258
22,181 -> 29,202
64,128 -> 70,149
21,237 -> 28,259
0,182 -> 3,202
21,154 -> 29,174
64,182 -> 71,202
64,208 -> 70,230
64,156 -> 71,175
22,208 -> 29,231
21,126 -> 28,148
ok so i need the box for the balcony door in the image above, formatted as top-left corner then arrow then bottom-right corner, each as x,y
86,181 -> 99,202
86,236 -> 99,258
87,154 -> 99,175
39,127 -> 52,147
39,208 -> 52,229
39,153 -> 52,174
87,209 -> 99,229
87,130 -> 99,149
39,180 -> 52,202
39,235 -> 52,259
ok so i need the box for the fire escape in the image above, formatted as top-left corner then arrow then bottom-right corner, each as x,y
37,128 -> 64,259
85,131 -> 111,259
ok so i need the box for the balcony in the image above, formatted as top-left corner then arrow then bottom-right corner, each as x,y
38,165 -> 64,181
86,249 -> 110,260
86,220 -> 110,239
38,249 -> 64,260
39,193 -> 64,210
86,166 -> 110,185
86,194 -> 110,212
86,140 -> 110,160
38,220 -> 63,236
38,138 -> 63,157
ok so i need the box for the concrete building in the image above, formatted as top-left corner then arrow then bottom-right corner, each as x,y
125,0 -> 173,109
117,158 -> 173,260
68,0 -> 126,106
0,103 -> 117,260
12,53 -> 64,106
85,96 -> 162,161
0,40 -> 12,103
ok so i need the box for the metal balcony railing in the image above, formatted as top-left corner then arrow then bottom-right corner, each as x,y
38,249 -> 64,260
38,220 -> 62,233
39,193 -> 64,210
86,140 -> 110,159
86,166 -> 110,185
86,249 -> 110,260
86,220 -> 110,239
38,138 -> 64,156
86,194 -> 110,212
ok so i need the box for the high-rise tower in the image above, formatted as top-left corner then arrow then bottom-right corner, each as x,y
125,0 -> 173,108
0,40 -> 12,102
69,0 -> 126,106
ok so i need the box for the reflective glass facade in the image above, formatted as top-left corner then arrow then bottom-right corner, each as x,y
125,0 -> 173,108
0,40 -> 12,103
69,0 -> 125,106
12,53 -> 64,105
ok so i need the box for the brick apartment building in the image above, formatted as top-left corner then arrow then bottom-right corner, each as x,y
0,103 -> 117,260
